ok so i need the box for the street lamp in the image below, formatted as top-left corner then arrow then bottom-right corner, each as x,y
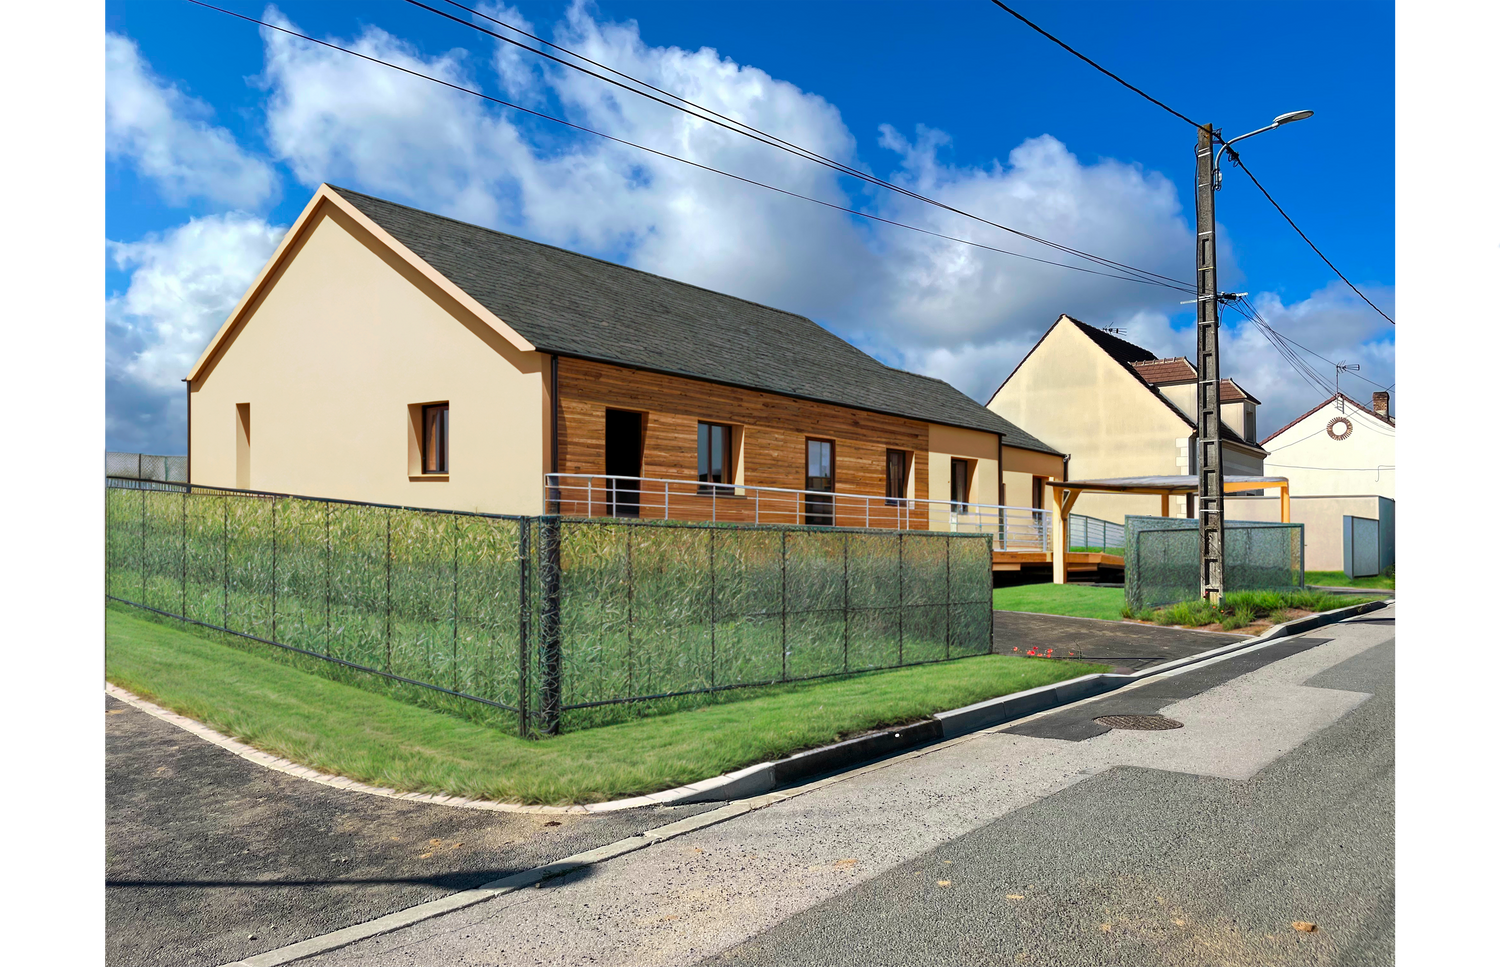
1192,109 -> 1313,604
1214,110 -> 1314,187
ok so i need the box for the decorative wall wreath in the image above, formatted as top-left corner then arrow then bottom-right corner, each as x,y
1326,416 -> 1354,441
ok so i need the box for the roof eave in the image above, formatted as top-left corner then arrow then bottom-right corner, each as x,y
187,185 -> 537,384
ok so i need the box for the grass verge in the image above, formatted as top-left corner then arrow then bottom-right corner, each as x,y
1123,588 -> 1379,630
106,606 -> 1107,805
1305,570 -> 1395,591
992,583 -> 1125,620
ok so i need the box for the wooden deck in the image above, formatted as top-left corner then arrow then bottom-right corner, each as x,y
993,550 -> 1124,572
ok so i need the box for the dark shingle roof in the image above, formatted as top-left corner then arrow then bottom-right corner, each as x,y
332,186 -> 1060,455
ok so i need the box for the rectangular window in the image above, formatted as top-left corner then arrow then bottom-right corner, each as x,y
422,403 -> 449,474
885,449 -> 909,507
950,458 -> 970,512
697,422 -> 732,494
235,402 -> 251,490
805,438 -> 835,526
1244,406 -> 1257,444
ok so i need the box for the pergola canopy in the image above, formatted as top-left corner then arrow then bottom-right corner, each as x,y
1043,475 -> 1291,583
1045,475 -> 1289,496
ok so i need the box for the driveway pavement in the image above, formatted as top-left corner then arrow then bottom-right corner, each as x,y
992,609 -> 1246,672
104,697 -> 717,967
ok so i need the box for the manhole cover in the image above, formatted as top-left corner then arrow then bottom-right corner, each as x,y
1095,714 -> 1183,731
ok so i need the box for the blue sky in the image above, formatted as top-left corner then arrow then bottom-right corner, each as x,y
105,0 -> 1394,453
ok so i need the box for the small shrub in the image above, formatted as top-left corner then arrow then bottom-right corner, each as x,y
1219,605 -> 1257,632
1269,608 -> 1291,626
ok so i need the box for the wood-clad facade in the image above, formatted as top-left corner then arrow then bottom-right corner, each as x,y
553,356 -> 940,527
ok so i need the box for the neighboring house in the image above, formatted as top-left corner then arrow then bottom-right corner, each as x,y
985,315 -> 1267,525
1257,392 -> 1395,500
186,185 -> 1064,532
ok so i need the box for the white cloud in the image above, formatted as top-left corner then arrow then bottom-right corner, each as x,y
106,33 -> 279,209
102,3 -> 1391,451
106,214 -> 286,451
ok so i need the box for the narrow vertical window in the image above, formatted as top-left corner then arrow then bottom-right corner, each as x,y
235,402 -> 251,489
885,449 -> 909,507
950,458 -> 970,512
422,403 -> 449,474
697,422 -> 732,494
805,438 -> 835,525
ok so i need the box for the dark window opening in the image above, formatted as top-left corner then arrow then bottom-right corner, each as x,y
951,458 -> 970,512
422,403 -> 449,474
805,438 -> 835,526
885,449 -> 909,507
698,422 -> 732,495
605,409 -> 644,517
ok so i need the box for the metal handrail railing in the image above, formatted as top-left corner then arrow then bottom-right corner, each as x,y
543,473 -> 1052,548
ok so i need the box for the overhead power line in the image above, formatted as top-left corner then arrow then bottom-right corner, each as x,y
1225,153 -> 1395,326
987,1 -> 1202,129
181,0 -> 1195,292
408,0 -> 1193,290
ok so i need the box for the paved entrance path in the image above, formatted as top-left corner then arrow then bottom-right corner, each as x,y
104,697 -> 716,967
296,604 -> 1394,967
992,608 -> 1246,672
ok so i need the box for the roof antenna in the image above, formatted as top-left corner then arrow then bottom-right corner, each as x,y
1100,326 -> 1128,335
1335,361 -> 1360,411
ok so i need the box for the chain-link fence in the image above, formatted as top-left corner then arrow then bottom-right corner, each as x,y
106,452 -> 189,485
1123,515 -> 1305,611
106,478 -> 993,735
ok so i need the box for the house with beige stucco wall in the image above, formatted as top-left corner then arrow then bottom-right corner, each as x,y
984,315 -> 1267,526
1257,391 -> 1394,500
186,185 -> 1065,538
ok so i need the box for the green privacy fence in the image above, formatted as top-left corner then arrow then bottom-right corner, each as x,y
1123,515 -> 1305,611
106,479 -> 993,734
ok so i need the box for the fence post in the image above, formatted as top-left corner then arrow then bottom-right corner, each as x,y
325,502 -> 332,656
945,534 -> 951,660
271,497 -> 278,642
181,489 -> 187,617
517,517 -> 531,738
452,515 -> 460,691
384,509 -> 392,673
709,527 -> 716,688
843,531 -> 850,673
539,515 -> 563,735
780,529 -> 788,682
627,523 -> 635,695
140,486 -> 147,603
897,531 -> 904,665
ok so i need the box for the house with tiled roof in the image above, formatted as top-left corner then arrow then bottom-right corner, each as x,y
1258,390 -> 1395,500
185,185 -> 1064,533
984,314 -> 1267,525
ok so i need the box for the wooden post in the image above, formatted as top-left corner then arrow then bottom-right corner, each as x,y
1051,483 -> 1067,584
1279,482 -> 1291,523
1161,493 -> 1171,517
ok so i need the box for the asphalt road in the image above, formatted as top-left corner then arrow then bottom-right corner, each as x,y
298,604 -> 1393,967
706,628 -> 1394,966
104,697 -> 717,967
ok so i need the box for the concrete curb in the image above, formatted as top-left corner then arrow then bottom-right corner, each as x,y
212,597 -> 1392,967
117,598 -> 1394,821
930,597 -> 1393,738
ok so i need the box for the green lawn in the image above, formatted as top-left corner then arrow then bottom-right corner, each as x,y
106,608 -> 1106,805
1305,570 -> 1395,591
992,583 -> 1126,620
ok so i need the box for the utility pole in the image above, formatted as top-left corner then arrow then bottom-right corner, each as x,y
1194,124 -> 1225,604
